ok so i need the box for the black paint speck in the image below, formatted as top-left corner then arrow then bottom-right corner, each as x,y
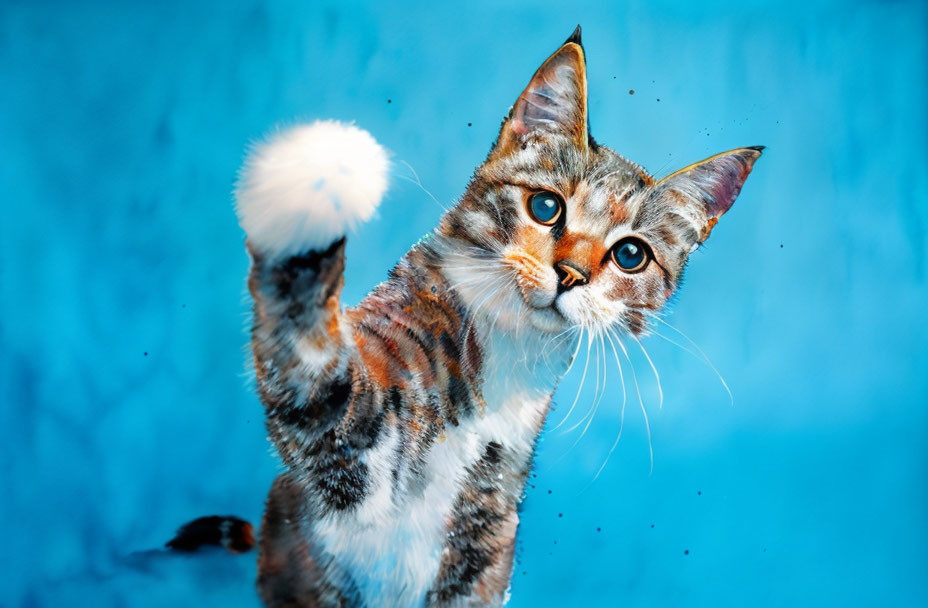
467,122 -> 472,127
780,244 -> 784,248
597,527 -> 601,532
656,98 -> 661,102
387,99 -> 392,104
650,524 -> 655,528
628,89 -> 635,95
558,513 -> 563,518
684,550 -> 690,555
143,352 -> 148,357
697,491 -> 702,496
547,490 -> 552,494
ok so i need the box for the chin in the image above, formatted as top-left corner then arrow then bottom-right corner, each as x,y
525,306 -> 568,333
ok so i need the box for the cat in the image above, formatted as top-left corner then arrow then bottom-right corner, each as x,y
179,25 -> 762,607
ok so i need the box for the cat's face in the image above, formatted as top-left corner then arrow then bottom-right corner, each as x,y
438,30 -> 761,339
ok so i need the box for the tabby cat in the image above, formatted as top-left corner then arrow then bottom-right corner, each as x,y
231,26 -> 761,607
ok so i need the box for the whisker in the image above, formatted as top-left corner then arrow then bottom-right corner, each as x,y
614,329 -> 654,474
447,271 -> 509,292
650,330 -> 700,359
542,327 -> 580,373
633,336 -> 664,410
550,329 -> 591,431
652,316 -> 733,406
560,327 -> 585,377
565,332 -> 610,439
588,328 -> 628,483
562,332 -> 607,434
394,160 -> 450,214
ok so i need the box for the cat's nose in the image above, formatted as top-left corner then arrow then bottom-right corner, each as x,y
554,260 -> 589,291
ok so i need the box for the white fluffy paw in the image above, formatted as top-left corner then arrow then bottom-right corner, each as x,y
236,121 -> 389,259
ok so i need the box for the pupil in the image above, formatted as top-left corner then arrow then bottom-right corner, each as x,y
532,194 -> 558,222
618,242 -> 643,268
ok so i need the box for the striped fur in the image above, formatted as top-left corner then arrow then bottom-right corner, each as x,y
243,27 -> 762,607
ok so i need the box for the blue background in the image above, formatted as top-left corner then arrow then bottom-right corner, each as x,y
2,1 -> 926,606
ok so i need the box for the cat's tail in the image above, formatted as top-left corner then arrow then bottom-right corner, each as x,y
166,515 -> 255,554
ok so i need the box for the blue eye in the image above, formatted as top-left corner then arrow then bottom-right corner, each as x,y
611,237 -> 651,273
528,191 -> 562,225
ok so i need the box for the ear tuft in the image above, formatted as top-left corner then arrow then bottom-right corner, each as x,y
564,24 -> 583,47
656,147 -> 763,242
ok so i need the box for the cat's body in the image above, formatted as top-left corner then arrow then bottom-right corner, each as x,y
230,28 -> 762,607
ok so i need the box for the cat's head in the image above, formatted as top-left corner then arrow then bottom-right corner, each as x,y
438,27 -> 762,338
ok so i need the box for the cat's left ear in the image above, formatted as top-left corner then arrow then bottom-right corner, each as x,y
491,26 -> 589,160
655,146 -> 764,243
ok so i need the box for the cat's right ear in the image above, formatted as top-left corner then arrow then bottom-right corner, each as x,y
490,26 -> 589,160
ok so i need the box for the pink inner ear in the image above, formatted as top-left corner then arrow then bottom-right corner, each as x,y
703,157 -> 755,219
491,42 -> 588,158
664,148 -> 762,221
705,175 -> 744,218
508,118 -> 528,138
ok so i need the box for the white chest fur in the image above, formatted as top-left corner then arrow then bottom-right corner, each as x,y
311,327 -> 571,606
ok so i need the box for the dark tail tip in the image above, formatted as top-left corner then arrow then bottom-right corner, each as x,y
166,515 -> 255,554
564,24 -> 582,47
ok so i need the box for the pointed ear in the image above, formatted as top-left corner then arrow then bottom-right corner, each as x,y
655,146 -> 764,243
491,27 -> 589,160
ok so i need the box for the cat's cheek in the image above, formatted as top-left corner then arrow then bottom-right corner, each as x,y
502,248 -> 558,309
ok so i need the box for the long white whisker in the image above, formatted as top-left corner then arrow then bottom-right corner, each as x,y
541,327 -> 578,372
567,332 -> 610,438
395,160 -> 450,214
447,272 -> 508,292
561,328 -> 585,377
614,330 -> 654,474
650,330 -> 701,359
562,331 -> 607,434
588,328 -> 628,483
550,329 -> 591,430
652,316 -> 733,406
633,336 -> 663,410
461,274 -> 508,337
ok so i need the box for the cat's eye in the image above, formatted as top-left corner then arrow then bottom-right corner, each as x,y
527,191 -> 563,225
610,237 -> 651,273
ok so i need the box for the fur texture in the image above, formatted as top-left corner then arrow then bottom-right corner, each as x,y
236,121 -> 389,259
237,29 -> 762,607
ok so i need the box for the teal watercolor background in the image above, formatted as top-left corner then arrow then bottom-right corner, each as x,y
2,0 -> 926,605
